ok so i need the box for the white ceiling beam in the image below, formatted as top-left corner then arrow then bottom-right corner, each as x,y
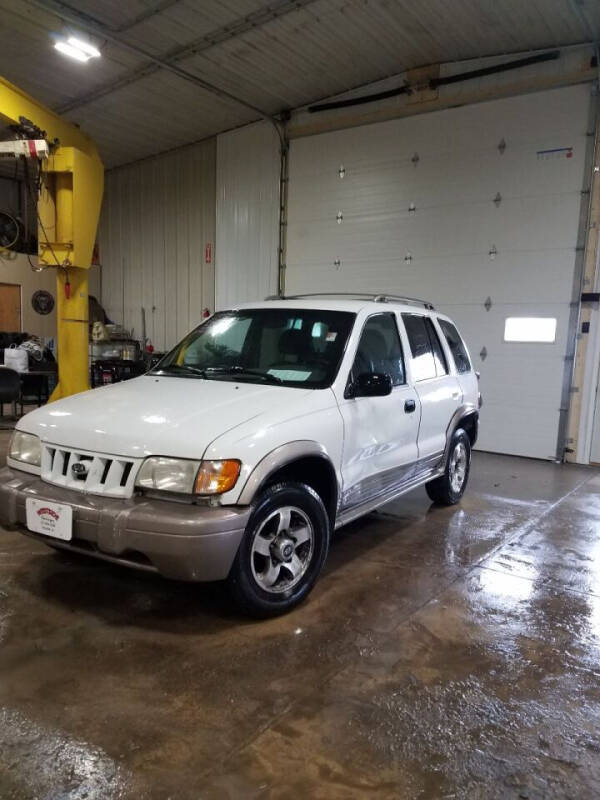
288,45 -> 598,139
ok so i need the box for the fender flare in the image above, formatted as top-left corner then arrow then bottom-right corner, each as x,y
444,403 -> 479,462
237,440 -> 340,507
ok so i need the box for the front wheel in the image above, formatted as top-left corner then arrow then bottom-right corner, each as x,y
227,482 -> 330,617
426,428 -> 471,505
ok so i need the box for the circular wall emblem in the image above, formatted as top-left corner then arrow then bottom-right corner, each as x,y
32,290 -> 55,315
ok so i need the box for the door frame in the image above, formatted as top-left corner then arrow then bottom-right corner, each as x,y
578,303 -> 600,464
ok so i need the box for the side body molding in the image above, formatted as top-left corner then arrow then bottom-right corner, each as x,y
236,440 -> 339,506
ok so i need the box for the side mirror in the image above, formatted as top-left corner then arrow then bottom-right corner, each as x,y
349,372 -> 393,398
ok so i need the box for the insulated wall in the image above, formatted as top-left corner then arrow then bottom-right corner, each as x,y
286,85 -> 591,459
98,138 -> 216,351
215,122 -> 280,310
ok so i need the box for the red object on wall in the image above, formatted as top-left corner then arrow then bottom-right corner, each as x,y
202,307 -> 211,319
64,278 -> 71,299
205,242 -> 212,264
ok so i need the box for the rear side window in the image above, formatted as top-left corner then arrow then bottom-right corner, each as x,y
426,318 -> 448,376
352,313 -> 405,386
401,314 -> 448,382
438,319 -> 471,374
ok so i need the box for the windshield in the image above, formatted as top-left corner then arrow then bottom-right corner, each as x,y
152,308 -> 355,389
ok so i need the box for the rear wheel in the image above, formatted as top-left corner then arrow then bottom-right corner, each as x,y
426,428 -> 471,505
227,481 -> 330,617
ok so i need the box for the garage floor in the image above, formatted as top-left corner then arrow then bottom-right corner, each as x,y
1,430 -> 600,799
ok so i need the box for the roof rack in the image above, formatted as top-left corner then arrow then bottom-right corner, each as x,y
264,292 -> 435,311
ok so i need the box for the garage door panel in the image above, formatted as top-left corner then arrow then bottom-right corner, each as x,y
286,250 -> 577,306
443,303 -> 570,348
289,137 -> 587,217
288,191 -> 581,262
287,85 -> 590,458
441,305 -> 566,392
289,86 -> 586,181
413,254 -> 575,305
476,354 -> 565,402
476,402 -> 560,460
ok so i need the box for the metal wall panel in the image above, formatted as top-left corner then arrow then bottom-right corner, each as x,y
286,85 -> 590,459
215,122 -> 280,310
98,138 -> 216,351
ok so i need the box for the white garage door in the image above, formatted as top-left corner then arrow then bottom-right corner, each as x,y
286,85 -> 591,459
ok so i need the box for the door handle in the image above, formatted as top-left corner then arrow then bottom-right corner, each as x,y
404,399 -> 416,413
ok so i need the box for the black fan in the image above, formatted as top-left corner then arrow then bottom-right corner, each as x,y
0,210 -> 19,249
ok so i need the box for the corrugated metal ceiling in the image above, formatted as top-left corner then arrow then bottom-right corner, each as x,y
0,0 -> 598,168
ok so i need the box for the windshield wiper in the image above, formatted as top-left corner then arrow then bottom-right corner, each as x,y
152,364 -> 283,384
205,366 -> 283,384
152,364 -> 207,377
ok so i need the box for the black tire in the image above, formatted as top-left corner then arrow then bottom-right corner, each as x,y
227,481 -> 330,617
426,428 -> 471,506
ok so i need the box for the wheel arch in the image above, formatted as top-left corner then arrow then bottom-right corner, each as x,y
444,404 -> 479,461
237,441 -> 339,526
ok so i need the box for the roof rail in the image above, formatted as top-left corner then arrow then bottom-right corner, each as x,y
264,292 -> 434,310
373,294 -> 435,310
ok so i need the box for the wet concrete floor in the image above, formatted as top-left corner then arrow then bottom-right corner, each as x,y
1,428 -> 600,798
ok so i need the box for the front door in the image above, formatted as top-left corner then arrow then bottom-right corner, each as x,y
336,312 -> 420,512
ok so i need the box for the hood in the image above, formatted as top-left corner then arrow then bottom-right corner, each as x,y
18,375 -> 313,460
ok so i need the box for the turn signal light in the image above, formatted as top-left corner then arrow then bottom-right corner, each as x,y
194,460 -> 241,495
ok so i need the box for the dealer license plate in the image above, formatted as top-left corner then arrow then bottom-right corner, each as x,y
25,498 -> 73,541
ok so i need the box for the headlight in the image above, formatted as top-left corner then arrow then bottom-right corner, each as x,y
135,457 -> 201,494
194,460 -> 241,495
9,431 -> 41,467
135,457 -> 241,496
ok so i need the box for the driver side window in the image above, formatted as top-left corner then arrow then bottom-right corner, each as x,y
352,313 -> 405,387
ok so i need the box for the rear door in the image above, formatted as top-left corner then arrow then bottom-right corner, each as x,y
336,312 -> 419,511
401,313 -> 461,465
437,317 -> 479,410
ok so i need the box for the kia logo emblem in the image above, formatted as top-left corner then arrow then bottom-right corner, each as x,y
72,462 -> 88,477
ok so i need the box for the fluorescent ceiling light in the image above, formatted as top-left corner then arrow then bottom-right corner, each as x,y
67,36 -> 101,58
54,41 -> 90,62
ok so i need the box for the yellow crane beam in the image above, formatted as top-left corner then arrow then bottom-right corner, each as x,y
0,76 -> 104,399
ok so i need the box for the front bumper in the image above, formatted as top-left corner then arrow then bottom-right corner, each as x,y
0,466 -> 250,581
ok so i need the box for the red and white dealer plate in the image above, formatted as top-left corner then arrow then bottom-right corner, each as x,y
25,498 -> 73,541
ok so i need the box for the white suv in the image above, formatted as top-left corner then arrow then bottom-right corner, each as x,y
0,294 -> 480,616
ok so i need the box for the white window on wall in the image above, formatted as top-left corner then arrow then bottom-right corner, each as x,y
504,317 -> 557,343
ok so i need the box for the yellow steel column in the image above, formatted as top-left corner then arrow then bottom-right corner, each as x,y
51,269 -> 89,400
1,78 -> 103,401
49,172 -> 89,400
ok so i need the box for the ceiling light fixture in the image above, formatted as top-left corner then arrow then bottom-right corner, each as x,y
67,36 -> 101,59
54,41 -> 90,62
54,35 -> 101,62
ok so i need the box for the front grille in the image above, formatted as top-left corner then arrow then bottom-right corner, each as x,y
41,444 -> 140,498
